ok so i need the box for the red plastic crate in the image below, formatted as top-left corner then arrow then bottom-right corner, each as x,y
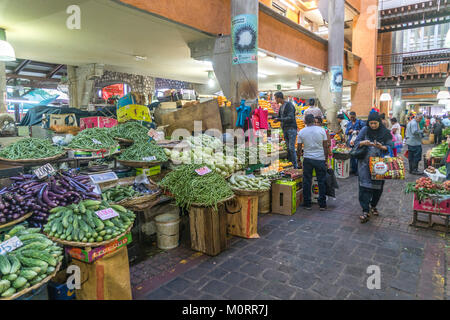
80,117 -> 118,130
413,194 -> 450,215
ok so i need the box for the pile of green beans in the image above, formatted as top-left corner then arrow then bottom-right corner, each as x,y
0,138 -> 63,160
109,121 -> 149,142
118,140 -> 168,162
159,164 -> 233,209
68,128 -> 117,150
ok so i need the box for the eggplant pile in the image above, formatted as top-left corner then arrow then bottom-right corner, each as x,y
0,171 -> 99,228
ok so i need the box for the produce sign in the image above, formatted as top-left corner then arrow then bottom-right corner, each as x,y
0,171 -> 99,228
0,138 -> 63,160
0,237 -> 23,255
405,177 -> 450,201
44,200 -> 135,244
369,157 -> 405,180
229,174 -> 271,191
109,121 -> 149,142
159,164 -> 233,209
0,226 -> 64,298
95,208 -> 119,221
33,163 -> 56,180
118,141 -> 167,162
195,166 -> 212,176
68,127 -> 117,150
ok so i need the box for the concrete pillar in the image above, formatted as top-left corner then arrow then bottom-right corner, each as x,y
0,62 -> 6,114
351,0 -> 378,117
67,64 -> 104,109
326,0 -> 345,132
230,0 -> 258,104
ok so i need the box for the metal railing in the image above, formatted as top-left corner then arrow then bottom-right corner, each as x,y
376,48 -> 450,77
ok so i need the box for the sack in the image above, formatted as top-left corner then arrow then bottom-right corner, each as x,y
326,168 -> 339,198
369,157 -> 406,180
350,145 -> 368,159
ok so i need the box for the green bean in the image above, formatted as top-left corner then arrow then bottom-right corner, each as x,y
109,121 -> 149,142
0,138 -> 63,160
68,128 -> 117,150
118,140 -> 168,162
159,164 -> 233,209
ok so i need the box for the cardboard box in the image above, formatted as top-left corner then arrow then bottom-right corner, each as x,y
312,177 -> 319,203
334,159 -> 350,179
44,114 -> 77,129
271,180 -> 297,215
65,233 -> 132,263
117,104 -> 152,123
160,102 -> 178,110
413,194 -> 450,214
67,145 -> 120,159
80,117 -> 118,130
136,165 -> 161,177
296,188 -> 303,208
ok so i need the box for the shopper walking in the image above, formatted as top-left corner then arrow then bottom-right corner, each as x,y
303,98 -> 323,119
346,112 -> 365,175
380,113 -> 390,130
297,114 -> 328,211
273,92 -> 298,169
353,112 -> 393,223
336,114 -> 348,142
406,113 -> 424,175
433,118 -> 444,145
390,117 -> 402,157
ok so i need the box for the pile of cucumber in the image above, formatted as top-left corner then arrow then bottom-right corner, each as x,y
43,200 -> 135,243
0,226 -> 63,298
228,174 -> 272,191
102,185 -> 141,203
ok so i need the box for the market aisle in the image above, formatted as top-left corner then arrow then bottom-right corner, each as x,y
132,150 -> 449,300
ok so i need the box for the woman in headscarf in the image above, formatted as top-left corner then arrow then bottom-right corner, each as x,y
353,112 -> 394,223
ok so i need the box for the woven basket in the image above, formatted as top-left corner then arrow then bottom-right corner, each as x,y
333,152 -> 351,160
0,212 -> 33,229
0,152 -> 66,165
0,262 -> 62,300
44,224 -> 133,248
117,159 -> 163,168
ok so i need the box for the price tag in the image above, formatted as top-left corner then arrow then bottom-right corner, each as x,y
89,171 -> 118,184
0,236 -> 23,255
142,156 -> 157,161
195,166 -> 212,176
95,208 -> 119,221
33,163 -> 56,180
148,129 -> 164,141
92,139 -> 102,145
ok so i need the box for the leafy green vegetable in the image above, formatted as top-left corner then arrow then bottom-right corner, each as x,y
0,138 -> 63,160
118,141 -> 167,162
68,128 -> 117,150
159,164 -> 233,209
430,142 -> 448,158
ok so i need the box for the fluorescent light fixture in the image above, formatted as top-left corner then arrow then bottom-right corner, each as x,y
274,57 -> 299,67
0,29 -> 15,62
305,67 -> 322,75
6,99 -> 39,104
6,87 -> 13,93
208,79 -> 215,87
445,76 -> 450,87
258,73 -> 268,78
437,90 -> 450,100
395,100 -> 401,106
134,55 -> 147,61
258,51 -> 267,58
438,99 -> 449,105
380,93 -> 392,101
280,0 -> 296,10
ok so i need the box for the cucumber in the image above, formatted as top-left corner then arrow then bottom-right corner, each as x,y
18,233 -> 47,242
79,219 -> 89,233
7,225 -> 26,237
16,255 -> 48,270
21,251 -> 57,267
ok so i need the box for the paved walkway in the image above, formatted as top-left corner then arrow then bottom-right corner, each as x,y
131,152 -> 450,300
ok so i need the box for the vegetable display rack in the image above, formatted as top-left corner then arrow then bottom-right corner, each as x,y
0,212 -> 33,230
0,262 -> 61,300
411,194 -> 450,233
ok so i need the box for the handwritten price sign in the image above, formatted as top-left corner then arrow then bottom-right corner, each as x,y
0,236 -> 23,255
95,208 -> 119,221
33,163 -> 56,180
92,139 -> 102,145
142,156 -> 157,161
195,166 -> 212,176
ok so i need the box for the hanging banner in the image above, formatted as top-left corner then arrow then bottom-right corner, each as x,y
232,14 -> 258,65
330,66 -> 343,93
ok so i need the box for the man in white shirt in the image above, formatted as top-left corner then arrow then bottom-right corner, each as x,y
297,114 -> 329,211
303,99 -> 324,119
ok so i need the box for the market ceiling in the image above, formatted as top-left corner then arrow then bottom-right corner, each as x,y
0,0 -> 350,92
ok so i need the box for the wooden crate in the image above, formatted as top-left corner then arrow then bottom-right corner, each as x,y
189,204 -> 228,256
227,195 -> 259,239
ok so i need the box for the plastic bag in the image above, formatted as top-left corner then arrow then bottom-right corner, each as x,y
326,169 -> 339,198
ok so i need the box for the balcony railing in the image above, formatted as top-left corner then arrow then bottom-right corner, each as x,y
376,48 -> 450,78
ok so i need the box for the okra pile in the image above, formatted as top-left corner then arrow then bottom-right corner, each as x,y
109,121 -> 149,142
68,127 -> 117,150
0,226 -> 64,298
44,200 -> 135,243
0,138 -> 63,160
118,140 -> 168,162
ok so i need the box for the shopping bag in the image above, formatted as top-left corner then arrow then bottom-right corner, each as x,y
369,157 -> 406,180
326,169 -> 339,198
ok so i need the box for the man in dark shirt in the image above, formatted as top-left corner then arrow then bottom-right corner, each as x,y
433,118 -> 444,145
272,92 -> 298,169
346,111 -> 365,175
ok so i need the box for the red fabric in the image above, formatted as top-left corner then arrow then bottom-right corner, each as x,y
446,153 -> 450,163
257,108 -> 269,129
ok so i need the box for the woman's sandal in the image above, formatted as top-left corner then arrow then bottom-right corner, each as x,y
359,213 -> 370,223
370,207 -> 379,216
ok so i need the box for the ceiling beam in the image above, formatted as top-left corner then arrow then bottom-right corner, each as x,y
13,60 -> 31,74
6,74 -> 60,83
47,64 -> 65,78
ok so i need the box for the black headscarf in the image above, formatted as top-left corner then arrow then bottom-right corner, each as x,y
366,112 -> 392,144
